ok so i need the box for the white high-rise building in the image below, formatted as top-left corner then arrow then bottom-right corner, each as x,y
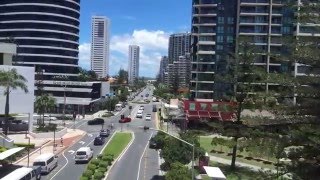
128,45 -> 140,84
90,16 -> 110,78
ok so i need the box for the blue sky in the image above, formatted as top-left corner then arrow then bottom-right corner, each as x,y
78,0 -> 191,77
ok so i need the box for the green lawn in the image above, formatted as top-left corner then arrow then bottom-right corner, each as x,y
103,132 -> 132,158
199,137 -> 276,169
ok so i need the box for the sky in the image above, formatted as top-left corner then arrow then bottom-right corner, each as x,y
78,0 -> 192,78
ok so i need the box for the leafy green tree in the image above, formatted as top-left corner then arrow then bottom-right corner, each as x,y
35,94 -> 56,125
117,69 -> 128,84
165,162 -> 192,180
0,68 -> 28,135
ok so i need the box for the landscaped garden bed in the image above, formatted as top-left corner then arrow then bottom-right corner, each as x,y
80,132 -> 132,180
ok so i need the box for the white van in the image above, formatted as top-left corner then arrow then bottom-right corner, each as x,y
1,167 -> 41,180
75,147 -> 93,163
33,153 -> 58,174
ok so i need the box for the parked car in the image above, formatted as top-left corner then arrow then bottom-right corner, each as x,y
94,136 -> 105,146
87,118 -> 104,125
99,129 -> 110,137
145,114 -> 152,121
44,115 -> 57,121
75,147 -> 93,163
119,117 -> 131,123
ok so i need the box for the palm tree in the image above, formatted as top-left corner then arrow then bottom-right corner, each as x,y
0,68 -> 28,135
35,94 -> 56,126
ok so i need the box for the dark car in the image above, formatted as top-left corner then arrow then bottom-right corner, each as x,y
149,137 -> 158,149
99,129 -> 110,137
152,105 -> 157,112
94,136 -> 105,145
119,117 -> 131,123
87,118 -> 104,125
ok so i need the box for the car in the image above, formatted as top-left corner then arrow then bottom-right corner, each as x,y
149,137 -> 158,149
94,136 -> 105,145
87,118 -> 104,125
119,117 -> 131,123
99,129 -> 110,137
136,110 -> 143,118
75,147 -> 93,163
44,115 -> 57,121
145,114 -> 152,121
152,105 -> 157,112
139,106 -> 144,110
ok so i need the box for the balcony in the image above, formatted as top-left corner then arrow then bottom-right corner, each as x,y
240,0 -> 269,6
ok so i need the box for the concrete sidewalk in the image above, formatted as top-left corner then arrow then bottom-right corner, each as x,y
13,128 -> 86,167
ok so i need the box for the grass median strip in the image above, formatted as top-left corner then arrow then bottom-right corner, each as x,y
80,132 -> 132,180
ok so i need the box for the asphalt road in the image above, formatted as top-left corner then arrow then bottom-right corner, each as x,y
44,107 -> 128,180
107,85 -> 160,180
44,85 -> 160,180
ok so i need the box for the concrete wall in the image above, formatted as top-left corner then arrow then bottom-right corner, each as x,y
0,65 -> 35,132
100,81 -> 110,97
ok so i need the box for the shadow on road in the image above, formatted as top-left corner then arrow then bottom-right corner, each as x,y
150,175 -> 165,180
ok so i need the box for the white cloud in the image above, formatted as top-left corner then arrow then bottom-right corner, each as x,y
110,29 -> 169,77
78,29 -> 170,77
78,43 -> 91,70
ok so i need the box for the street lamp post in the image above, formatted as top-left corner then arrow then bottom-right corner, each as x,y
26,136 -> 30,167
145,127 -> 195,180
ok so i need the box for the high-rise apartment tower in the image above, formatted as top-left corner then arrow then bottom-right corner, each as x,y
90,16 -> 110,78
128,45 -> 140,84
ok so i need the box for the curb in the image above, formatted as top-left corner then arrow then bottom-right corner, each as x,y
55,131 -> 87,155
104,131 -> 135,180
13,140 -> 51,164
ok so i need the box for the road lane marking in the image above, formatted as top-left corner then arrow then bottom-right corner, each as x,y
68,150 -> 75,154
136,133 -> 153,180
76,120 -> 88,128
88,133 -> 93,137
78,141 -> 85,145
49,151 -> 68,180
85,138 -> 95,147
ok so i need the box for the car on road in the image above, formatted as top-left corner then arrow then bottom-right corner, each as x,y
149,137 -> 158,149
139,105 -> 144,110
94,136 -> 105,145
33,153 -> 58,174
75,147 -> 93,163
152,105 -> 157,112
136,110 -> 143,118
87,118 -> 104,125
119,117 -> 131,123
99,129 -> 110,137
145,114 -> 152,121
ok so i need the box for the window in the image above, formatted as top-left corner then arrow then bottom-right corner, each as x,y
189,103 -> 195,110
227,17 -> 234,24
216,54 -> 221,60
282,26 -> 291,34
227,36 -> 233,43
200,103 -> 207,110
217,36 -> 223,43
217,26 -> 224,33
218,17 -> 224,24
227,27 -> 234,33
216,45 -> 223,50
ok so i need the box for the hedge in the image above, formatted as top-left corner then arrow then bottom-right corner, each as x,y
14,143 -> 35,149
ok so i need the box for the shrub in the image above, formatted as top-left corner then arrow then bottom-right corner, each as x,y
79,176 -> 89,180
97,154 -> 103,160
93,171 -> 104,180
91,159 -> 100,166
98,167 -> 107,172
99,161 -> 108,168
82,169 -> 93,177
102,154 -> 114,162
14,143 -> 35,149
87,163 -> 97,171
0,146 -> 7,153
160,161 -> 171,171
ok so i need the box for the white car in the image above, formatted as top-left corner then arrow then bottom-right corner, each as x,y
145,114 -> 151,121
43,115 -> 57,121
139,106 -> 144,110
136,110 -> 143,118
75,147 -> 93,163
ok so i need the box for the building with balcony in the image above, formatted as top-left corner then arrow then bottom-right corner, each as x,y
173,55 -> 191,88
128,45 -> 140,84
191,0 -> 237,99
159,56 -> 168,83
168,33 -> 191,63
90,16 -> 110,78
